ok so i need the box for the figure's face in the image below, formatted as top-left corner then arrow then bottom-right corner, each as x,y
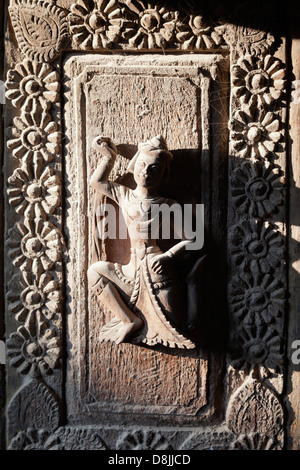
133,152 -> 167,189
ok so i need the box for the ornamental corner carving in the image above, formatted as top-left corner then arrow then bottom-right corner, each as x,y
9,0 -> 70,63
7,378 -> 61,440
226,377 -> 284,448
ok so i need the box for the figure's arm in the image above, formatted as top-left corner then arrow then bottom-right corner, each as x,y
151,204 -> 196,274
165,239 -> 194,258
151,239 -> 194,274
164,204 -> 196,258
90,136 -> 118,198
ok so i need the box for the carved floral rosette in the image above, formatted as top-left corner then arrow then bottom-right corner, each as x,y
4,0 -> 287,450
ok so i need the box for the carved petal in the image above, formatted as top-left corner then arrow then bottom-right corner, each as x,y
5,88 -> 21,102
70,4 -> 88,17
265,120 -> 279,135
258,141 -> 272,157
269,131 -> 281,143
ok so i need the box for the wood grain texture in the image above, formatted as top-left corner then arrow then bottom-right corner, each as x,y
287,37 -> 300,450
64,54 -> 228,425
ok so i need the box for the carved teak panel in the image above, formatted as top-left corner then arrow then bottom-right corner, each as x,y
2,0 -> 290,451
64,54 -> 227,423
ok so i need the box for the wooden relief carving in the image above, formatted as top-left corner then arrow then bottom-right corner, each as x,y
9,0 -> 70,62
227,53 -> 286,383
4,0 -> 288,450
68,0 -> 226,51
63,52 -> 222,420
226,377 -> 284,449
88,135 -> 204,348
7,378 -> 60,440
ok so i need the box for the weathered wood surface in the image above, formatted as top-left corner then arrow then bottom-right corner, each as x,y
64,54 -> 228,425
287,37 -> 300,450
1,0 -> 297,450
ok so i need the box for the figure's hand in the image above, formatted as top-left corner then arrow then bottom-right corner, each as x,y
92,136 -> 117,160
150,254 -> 172,274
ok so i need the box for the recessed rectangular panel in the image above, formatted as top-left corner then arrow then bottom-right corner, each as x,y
63,54 -> 228,424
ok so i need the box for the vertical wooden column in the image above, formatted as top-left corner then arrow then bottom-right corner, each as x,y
287,36 -> 300,449
0,0 -> 5,452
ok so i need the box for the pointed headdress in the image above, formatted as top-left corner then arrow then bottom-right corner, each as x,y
127,135 -> 173,174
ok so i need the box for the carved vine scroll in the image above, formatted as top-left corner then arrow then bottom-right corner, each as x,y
4,0 -> 287,450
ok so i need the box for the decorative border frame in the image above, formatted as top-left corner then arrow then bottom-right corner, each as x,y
3,0 -> 287,450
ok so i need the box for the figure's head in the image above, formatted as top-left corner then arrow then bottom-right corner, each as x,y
128,135 -> 173,190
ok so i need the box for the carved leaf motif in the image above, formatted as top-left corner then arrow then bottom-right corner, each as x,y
9,0 -> 70,62
8,379 -> 60,440
222,23 -> 274,55
226,378 -> 284,438
20,12 -> 59,47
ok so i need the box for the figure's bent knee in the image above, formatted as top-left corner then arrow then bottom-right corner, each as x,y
87,265 -> 100,287
88,265 -> 109,292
